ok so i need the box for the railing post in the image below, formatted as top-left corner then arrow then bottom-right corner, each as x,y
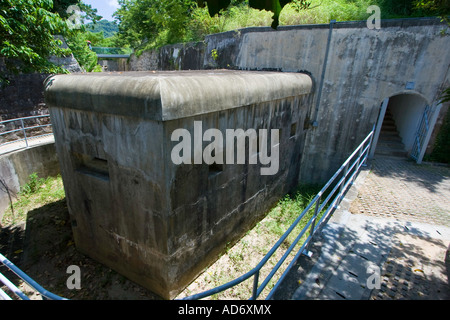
182,128 -> 378,301
365,125 -> 375,166
338,163 -> 349,203
20,119 -> 28,148
251,270 -> 260,300
352,147 -> 363,184
308,196 -> 321,240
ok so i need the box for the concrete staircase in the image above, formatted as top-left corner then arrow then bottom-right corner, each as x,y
375,109 -> 408,158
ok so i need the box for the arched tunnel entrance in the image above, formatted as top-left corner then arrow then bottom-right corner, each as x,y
371,93 -> 438,163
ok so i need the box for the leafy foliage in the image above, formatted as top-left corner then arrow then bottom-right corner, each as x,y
198,0 -> 312,28
86,20 -> 119,38
426,104 -> 450,164
0,0 -> 105,83
413,0 -> 450,16
65,31 -> 99,72
114,0 -> 449,53
113,0 -> 311,52
413,0 -> 450,25
0,0 -> 71,84
114,0 -> 196,51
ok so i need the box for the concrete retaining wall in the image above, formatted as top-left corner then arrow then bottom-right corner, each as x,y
129,18 -> 450,183
0,143 -> 60,222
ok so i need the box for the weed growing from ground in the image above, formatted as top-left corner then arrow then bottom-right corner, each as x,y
178,183 -> 326,300
1,173 -> 65,226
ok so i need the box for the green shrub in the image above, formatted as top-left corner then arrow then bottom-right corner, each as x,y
427,108 -> 450,164
20,173 -> 45,195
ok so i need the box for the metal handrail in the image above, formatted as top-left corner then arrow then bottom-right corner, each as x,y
0,114 -> 52,150
0,252 -> 67,300
182,127 -> 375,300
411,105 -> 431,161
91,46 -> 133,55
0,116 -> 374,300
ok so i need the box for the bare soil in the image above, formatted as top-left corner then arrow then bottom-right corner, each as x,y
0,198 -> 279,300
0,199 -> 162,300
0,196 -> 303,300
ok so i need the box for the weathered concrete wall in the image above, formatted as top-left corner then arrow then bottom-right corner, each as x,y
0,143 -> 60,221
45,70 -> 313,299
129,18 -> 450,183
0,70 -> 49,121
129,42 -> 205,71
291,19 -> 449,182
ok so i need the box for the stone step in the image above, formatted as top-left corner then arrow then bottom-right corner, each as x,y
375,137 -> 407,157
378,133 -> 403,142
383,117 -> 395,124
380,124 -> 398,132
377,139 -> 405,147
375,147 -> 408,157
375,109 -> 409,157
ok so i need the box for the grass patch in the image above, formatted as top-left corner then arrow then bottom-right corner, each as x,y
424,107 -> 450,164
177,183 -> 328,300
1,173 -> 65,226
2,175 -> 330,300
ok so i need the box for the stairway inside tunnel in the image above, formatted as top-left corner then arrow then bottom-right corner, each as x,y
375,108 -> 408,158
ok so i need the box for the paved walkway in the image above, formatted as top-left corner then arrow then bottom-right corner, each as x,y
0,135 -> 54,156
349,156 -> 450,227
284,156 -> 450,300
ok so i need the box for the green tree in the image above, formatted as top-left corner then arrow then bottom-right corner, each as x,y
86,20 -> 119,38
413,0 -> 450,16
113,0 -> 310,52
114,0 -> 195,51
65,31 -> 100,72
197,0 -> 312,28
0,0 -> 103,84
0,0 -> 71,84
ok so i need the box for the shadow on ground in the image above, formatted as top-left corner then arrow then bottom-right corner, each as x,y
0,198 -> 161,300
370,157 -> 450,194
271,216 -> 450,300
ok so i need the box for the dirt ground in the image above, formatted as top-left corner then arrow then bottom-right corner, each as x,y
0,196 -> 301,300
0,196 -> 286,300
0,199 -> 163,300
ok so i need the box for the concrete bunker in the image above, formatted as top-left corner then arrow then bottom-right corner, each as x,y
44,70 -> 312,299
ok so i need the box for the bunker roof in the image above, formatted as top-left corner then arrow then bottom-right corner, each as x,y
44,70 -> 312,121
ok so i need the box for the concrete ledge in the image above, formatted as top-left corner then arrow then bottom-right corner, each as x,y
202,17 -> 447,37
44,70 -> 312,121
0,142 -> 60,222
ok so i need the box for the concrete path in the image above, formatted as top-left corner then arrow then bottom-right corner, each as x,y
0,135 -> 54,156
287,156 -> 450,300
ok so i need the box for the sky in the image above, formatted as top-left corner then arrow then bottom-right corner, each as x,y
82,0 -> 120,21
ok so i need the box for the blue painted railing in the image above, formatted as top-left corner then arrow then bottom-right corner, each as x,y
0,115 -> 53,152
182,128 -> 375,300
0,125 -> 374,300
0,253 -> 67,300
